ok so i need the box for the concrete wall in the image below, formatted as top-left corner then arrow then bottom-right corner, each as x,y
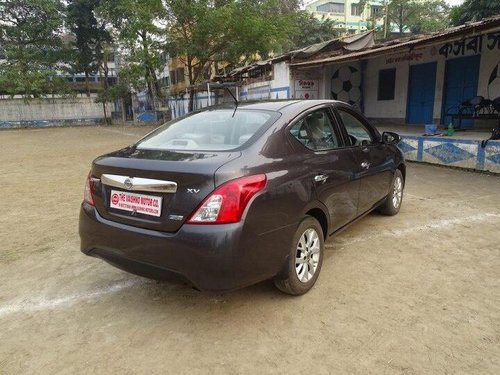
169,91 -> 220,119
240,62 -> 291,100
168,62 -> 292,119
399,136 -> 500,174
0,97 -> 109,126
290,65 -> 323,100
324,61 -> 362,108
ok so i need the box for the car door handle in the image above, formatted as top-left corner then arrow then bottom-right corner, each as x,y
361,161 -> 370,169
314,174 -> 328,183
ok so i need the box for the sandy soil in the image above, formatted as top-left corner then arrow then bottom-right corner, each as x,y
0,126 -> 499,374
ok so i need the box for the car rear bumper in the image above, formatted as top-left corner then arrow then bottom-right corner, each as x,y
79,203 -> 294,291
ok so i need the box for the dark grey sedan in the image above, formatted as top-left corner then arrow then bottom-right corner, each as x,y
79,100 -> 405,295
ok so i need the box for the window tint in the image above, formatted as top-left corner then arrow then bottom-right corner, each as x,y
137,109 -> 274,151
290,109 -> 340,151
378,68 -> 396,100
337,109 -> 373,146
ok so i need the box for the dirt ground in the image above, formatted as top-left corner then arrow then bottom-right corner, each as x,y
0,126 -> 499,374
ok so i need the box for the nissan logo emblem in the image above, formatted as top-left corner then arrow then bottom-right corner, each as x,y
124,178 -> 133,190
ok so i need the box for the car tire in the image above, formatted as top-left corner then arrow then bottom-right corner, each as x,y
274,216 -> 324,295
378,169 -> 404,216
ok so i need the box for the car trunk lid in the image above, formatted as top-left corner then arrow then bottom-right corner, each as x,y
90,147 -> 241,232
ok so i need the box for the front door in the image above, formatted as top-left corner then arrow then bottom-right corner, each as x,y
334,107 -> 393,215
441,54 -> 481,128
407,62 -> 437,124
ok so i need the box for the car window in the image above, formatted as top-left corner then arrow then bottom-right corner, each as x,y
337,109 -> 373,146
137,109 -> 276,151
289,109 -> 340,151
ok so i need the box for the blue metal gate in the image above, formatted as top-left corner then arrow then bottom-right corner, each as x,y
406,62 -> 437,124
441,54 -> 481,128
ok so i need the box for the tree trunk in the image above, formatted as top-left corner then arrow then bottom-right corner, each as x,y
121,98 -> 126,125
102,101 -> 109,125
399,6 -> 404,36
85,71 -> 91,97
99,48 -> 111,125
141,30 -> 156,111
187,58 -> 195,113
103,53 -> 111,125
189,88 -> 195,113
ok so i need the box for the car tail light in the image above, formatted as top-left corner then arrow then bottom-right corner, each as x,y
84,172 -> 95,206
187,174 -> 267,224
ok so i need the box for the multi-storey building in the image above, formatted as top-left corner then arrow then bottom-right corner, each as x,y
305,0 -> 385,34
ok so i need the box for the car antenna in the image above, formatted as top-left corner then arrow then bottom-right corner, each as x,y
225,86 -> 239,118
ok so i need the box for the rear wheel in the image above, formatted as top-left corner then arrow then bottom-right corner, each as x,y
379,169 -> 404,216
274,216 -> 324,295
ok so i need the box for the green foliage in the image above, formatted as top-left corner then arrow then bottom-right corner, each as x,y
450,0 -> 500,25
165,0 -> 301,85
98,0 -> 167,105
95,82 -> 129,103
386,0 -> 450,36
0,0 -> 72,98
0,69 -> 74,99
357,0 -> 368,15
66,0 -> 112,95
290,12 -> 343,49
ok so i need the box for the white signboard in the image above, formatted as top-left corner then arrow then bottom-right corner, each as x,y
294,79 -> 319,100
110,190 -> 162,217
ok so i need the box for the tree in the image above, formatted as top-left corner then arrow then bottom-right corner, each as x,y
450,0 -> 500,25
95,80 -> 130,124
164,0 -> 300,111
0,0 -> 71,99
385,0 -> 449,37
98,0 -> 167,111
290,12 -> 344,49
66,0 -> 112,97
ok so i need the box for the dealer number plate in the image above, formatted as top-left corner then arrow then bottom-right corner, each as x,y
110,190 -> 162,217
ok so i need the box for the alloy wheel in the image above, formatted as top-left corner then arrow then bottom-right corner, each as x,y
392,176 -> 403,209
295,228 -> 321,283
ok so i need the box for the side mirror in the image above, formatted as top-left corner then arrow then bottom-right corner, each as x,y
382,131 -> 401,145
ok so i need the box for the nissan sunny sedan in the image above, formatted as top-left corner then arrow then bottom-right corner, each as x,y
79,100 -> 405,295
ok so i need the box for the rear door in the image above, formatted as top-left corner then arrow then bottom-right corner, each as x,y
333,106 -> 393,215
288,107 -> 360,233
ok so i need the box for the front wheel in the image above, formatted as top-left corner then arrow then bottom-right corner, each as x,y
378,169 -> 404,216
274,216 -> 324,295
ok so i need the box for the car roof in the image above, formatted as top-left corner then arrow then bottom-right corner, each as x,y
214,100 -> 343,113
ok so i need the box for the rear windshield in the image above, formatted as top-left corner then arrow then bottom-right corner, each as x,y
136,109 -> 278,151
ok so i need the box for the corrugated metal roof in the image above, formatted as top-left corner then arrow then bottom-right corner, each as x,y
286,30 -> 375,58
291,15 -> 500,68
226,30 -> 375,77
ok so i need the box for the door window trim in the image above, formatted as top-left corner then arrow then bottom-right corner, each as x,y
287,105 -> 346,152
332,105 -> 381,149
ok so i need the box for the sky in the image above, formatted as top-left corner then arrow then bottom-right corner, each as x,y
303,0 -> 465,6
446,0 -> 464,6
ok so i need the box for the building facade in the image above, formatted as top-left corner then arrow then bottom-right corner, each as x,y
290,18 -> 500,129
305,0 -> 385,34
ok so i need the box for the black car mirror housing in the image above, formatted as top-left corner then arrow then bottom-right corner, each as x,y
382,131 -> 401,145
